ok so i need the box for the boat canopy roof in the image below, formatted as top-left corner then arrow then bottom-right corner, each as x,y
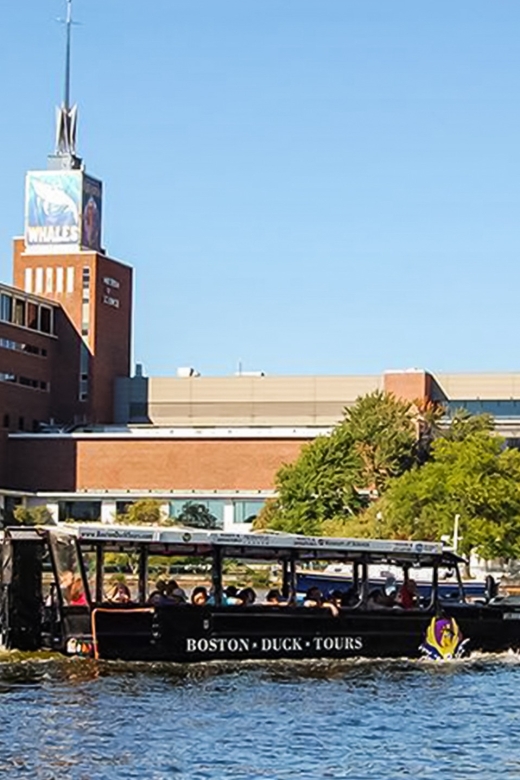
7,524 -> 464,567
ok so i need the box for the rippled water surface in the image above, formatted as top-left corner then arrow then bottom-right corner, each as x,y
1,652 -> 520,779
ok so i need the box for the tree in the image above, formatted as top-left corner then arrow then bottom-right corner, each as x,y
176,501 -> 219,529
443,408 -> 494,442
343,390 -> 417,492
254,391 -> 417,535
368,432 -> 520,561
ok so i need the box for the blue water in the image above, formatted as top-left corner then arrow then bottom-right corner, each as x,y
1,653 -> 520,779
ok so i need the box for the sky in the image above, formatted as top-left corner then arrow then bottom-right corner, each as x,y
2,1 -> 520,378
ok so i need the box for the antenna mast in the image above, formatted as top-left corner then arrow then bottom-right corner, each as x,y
53,0 -> 82,168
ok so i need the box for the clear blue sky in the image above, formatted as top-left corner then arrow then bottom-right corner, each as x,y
2,1 -> 520,377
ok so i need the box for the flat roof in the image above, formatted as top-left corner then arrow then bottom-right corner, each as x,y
41,523 -> 457,564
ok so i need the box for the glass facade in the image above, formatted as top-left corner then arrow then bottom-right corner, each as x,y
58,501 -> 102,523
233,499 -> 266,525
169,499 -> 224,529
446,400 -> 520,417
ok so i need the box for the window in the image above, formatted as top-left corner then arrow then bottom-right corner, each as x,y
2,414 -> 9,428
169,499 -> 225,529
233,500 -> 266,525
56,267 -> 64,294
45,267 -> 53,293
66,267 -> 74,293
19,377 -> 39,388
0,338 -> 47,357
40,306 -> 52,334
18,417 -> 24,431
35,268 -> 44,294
14,299 -> 26,327
27,302 -> 38,330
58,501 -> 101,522
0,293 -> 12,322
0,372 -> 16,383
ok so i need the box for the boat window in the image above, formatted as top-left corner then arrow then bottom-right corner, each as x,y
49,533 -> 88,607
297,561 -> 362,607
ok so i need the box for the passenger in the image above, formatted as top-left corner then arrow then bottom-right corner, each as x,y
148,578 -> 167,605
191,586 -> 209,606
367,577 -> 400,610
398,579 -> 419,610
237,587 -> 256,606
162,580 -> 187,604
264,589 -> 284,605
166,579 -> 187,601
59,569 -> 74,604
224,585 -> 242,605
108,582 -> 132,603
340,586 -> 359,607
330,589 -> 344,609
70,577 -> 88,606
303,587 -> 339,617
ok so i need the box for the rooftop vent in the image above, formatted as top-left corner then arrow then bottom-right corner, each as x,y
177,367 -> 200,378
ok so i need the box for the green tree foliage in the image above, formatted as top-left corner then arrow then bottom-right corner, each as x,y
254,391 -> 417,535
443,408 -> 494,442
344,390 -> 416,491
370,433 -> 520,561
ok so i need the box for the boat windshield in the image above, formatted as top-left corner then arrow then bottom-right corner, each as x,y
49,531 -> 89,607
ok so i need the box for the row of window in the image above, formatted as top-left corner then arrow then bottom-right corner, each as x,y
0,337 -> 47,358
446,400 -> 520,418
2,414 -> 40,431
57,499 -> 266,526
80,267 -> 90,401
24,266 -> 75,296
0,372 -> 48,391
0,292 -> 54,335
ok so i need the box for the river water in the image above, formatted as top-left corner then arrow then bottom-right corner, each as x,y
1,652 -> 520,779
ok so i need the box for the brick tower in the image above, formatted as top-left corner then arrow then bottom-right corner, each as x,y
12,0 -> 132,425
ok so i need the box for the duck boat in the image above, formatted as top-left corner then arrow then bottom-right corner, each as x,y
0,524 -> 517,662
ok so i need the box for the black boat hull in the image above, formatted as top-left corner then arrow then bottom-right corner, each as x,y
84,603 -> 520,662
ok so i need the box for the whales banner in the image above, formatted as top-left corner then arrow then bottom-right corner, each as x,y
25,171 -> 102,253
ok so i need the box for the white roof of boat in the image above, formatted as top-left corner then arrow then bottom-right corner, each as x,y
48,523 -> 446,559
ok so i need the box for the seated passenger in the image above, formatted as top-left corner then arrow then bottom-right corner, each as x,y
398,579 -> 419,609
224,585 -> 242,605
191,586 -> 209,606
367,577 -> 399,610
303,587 -> 339,617
340,586 -> 359,607
264,588 -> 284,605
148,578 -> 167,605
70,577 -> 88,606
108,582 -> 132,603
237,587 -> 256,606
162,579 -> 187,605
